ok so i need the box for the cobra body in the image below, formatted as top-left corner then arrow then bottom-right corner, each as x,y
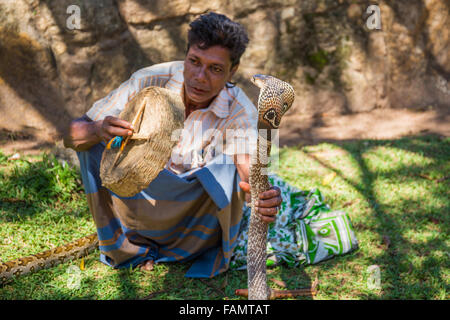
247,74 -> 295,300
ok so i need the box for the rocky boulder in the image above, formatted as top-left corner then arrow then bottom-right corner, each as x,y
0,0 -> 448,142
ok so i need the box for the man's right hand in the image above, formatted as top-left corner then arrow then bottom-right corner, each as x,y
96,116 -> 134,143
64,115 -> 134,152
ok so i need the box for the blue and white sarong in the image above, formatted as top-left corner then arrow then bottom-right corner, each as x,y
78,143 -> 245,278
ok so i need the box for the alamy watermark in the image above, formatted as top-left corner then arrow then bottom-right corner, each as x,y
367,265 -> 381,290
65,4 -> 381,31
366,4 -> 382,30
66,5 -> 81,30
66,265 -> 82,290
169,121 -> 280,174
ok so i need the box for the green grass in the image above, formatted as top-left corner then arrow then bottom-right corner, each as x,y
0,134 -> 449,299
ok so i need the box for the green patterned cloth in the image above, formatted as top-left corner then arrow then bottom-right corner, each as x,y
230,173 -> 359,269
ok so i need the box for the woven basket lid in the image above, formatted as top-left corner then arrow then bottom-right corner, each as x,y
100,86 -> 185,197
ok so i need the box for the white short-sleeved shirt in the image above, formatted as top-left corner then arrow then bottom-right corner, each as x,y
86,61 -> 258,174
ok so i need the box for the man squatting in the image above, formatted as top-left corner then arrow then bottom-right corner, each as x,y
64,12 -> 282,275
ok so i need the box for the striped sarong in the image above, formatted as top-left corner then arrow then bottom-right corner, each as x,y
77,143 -> 245,278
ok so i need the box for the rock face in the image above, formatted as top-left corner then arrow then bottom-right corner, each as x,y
0,0 -> 448,140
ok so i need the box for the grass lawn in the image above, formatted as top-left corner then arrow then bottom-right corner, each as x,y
0,134 -> 448,299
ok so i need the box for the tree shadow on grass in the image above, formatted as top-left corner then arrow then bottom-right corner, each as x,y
0,154 -> 85,222
1,134 -> 447,299
278,134 -> 449,299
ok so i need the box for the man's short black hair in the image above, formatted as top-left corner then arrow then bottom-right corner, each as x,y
187,12 -> 249,68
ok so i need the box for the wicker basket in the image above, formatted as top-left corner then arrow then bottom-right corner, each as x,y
99,86 -> 185,197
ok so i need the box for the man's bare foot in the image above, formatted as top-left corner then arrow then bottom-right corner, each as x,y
140,260 -> 154,271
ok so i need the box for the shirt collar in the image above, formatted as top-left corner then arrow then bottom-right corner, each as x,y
206,88 -> 231,118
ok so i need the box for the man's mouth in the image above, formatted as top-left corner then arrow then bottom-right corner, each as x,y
189,84 -> 208,94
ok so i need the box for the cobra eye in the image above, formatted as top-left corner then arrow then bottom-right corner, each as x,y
282,103 -> 288,111
264,110 -> 276,120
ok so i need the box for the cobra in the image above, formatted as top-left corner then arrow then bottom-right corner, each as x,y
246,74 -> 295,300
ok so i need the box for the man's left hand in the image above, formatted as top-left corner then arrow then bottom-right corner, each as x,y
239,181 -> 282,223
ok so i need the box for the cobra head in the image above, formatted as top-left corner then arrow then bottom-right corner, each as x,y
251,74 -> 295,130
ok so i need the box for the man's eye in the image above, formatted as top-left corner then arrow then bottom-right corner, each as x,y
190,58 -> 199,65
212,66 -> 223,73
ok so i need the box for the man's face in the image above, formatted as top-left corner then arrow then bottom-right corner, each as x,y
183,44 -> 238,108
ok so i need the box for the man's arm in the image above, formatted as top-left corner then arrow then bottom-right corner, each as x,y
63,115 -> 134,152
234,154 -> 281,223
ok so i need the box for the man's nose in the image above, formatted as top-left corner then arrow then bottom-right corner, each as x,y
194,66 -> 208,83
